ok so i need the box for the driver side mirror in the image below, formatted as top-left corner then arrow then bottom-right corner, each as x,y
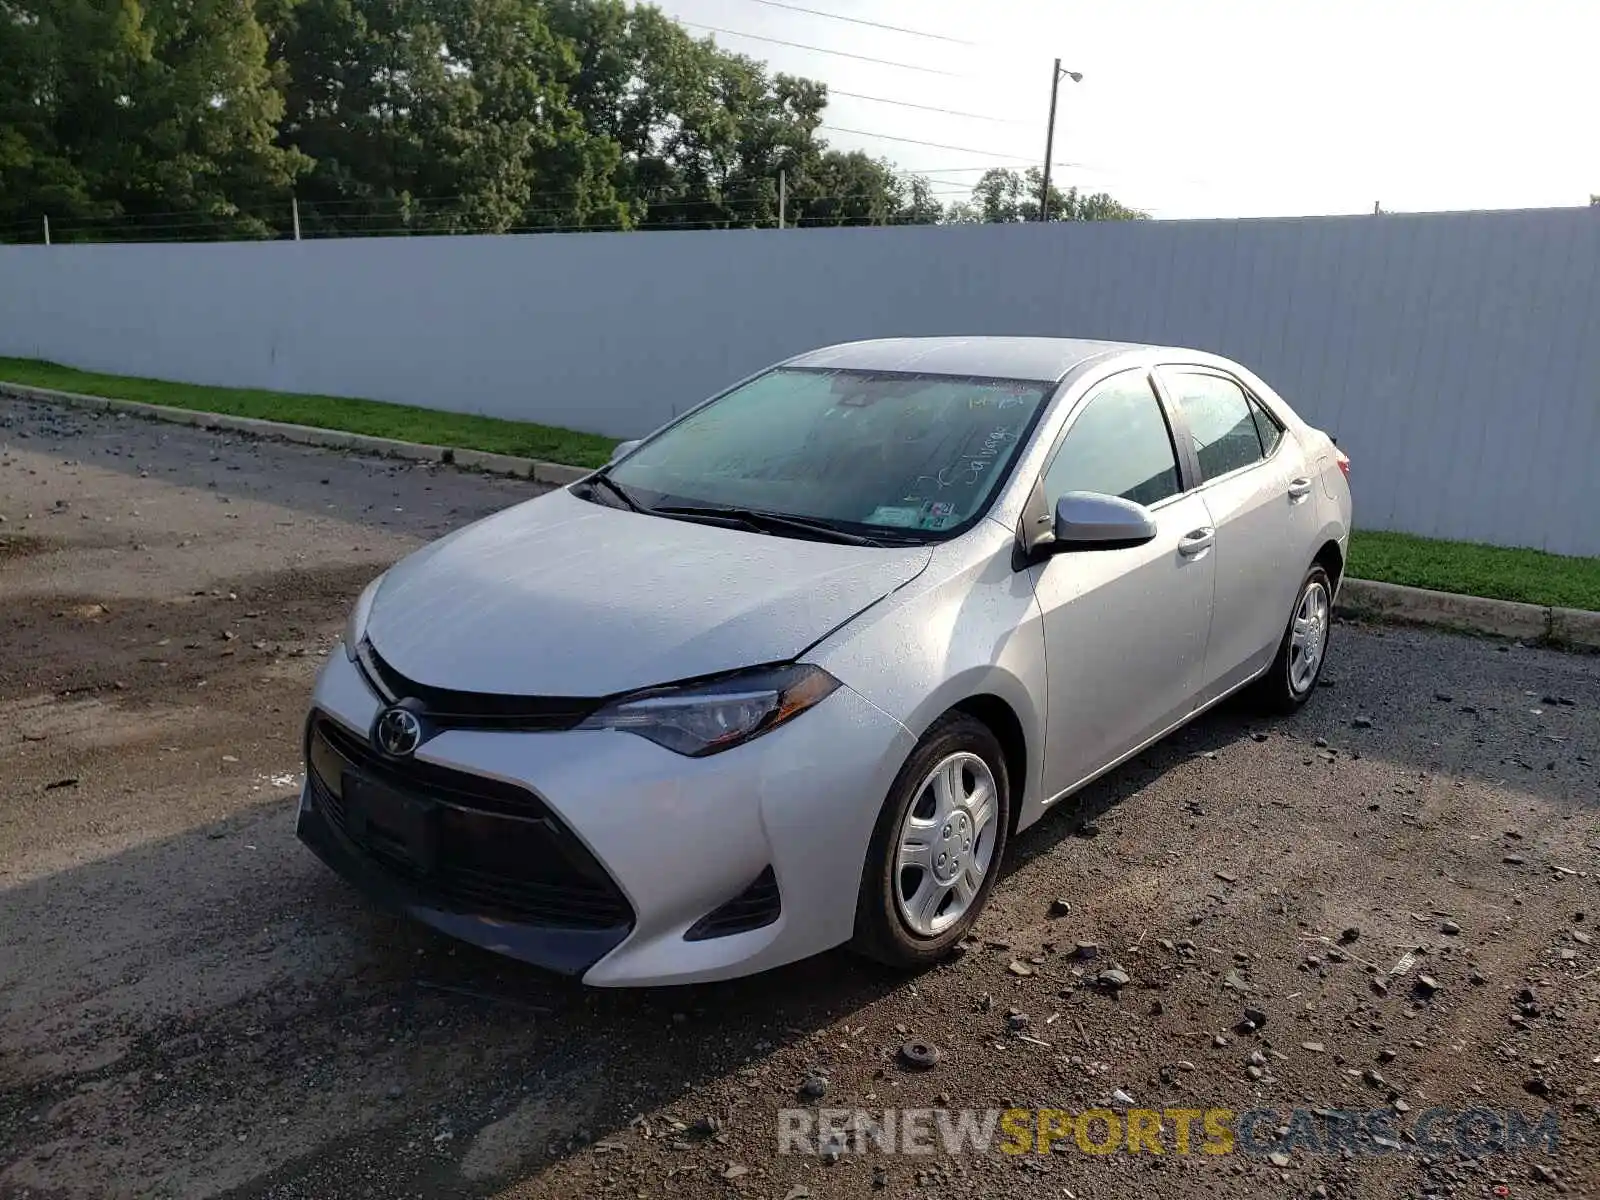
1044,491 -> 1158,553
607,439 -> 641,465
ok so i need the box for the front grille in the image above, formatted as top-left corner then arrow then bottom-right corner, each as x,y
685,866 -> 782,941
355,638 -> 602,731
306,714 -> 633,931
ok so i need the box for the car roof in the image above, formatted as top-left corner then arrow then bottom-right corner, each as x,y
784,336 -> 1154,383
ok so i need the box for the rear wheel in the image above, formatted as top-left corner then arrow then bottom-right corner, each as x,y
851,713 -> 1010,968
1253,564 -> 1333,713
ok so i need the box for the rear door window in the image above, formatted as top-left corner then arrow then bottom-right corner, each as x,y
1164,371 -> 1267,481
1249,394 -> 1284,455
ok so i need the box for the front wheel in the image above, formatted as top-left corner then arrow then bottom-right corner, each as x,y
851,713 -> 1010,968
1252,564 -> 1334,713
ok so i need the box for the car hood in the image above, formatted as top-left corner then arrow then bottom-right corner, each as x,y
364,487 -> 933,696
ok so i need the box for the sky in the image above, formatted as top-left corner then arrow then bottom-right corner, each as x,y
649,0 -> 1598,219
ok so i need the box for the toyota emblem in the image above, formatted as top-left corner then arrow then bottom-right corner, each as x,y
373,706 -> 423,757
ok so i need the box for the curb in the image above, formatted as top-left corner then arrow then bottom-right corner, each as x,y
0,381 -> 593,488
4,380 -> 1596,651
1335,578 -> 1600,651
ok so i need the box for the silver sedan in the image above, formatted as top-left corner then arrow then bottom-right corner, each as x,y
298,337 -> 1352,985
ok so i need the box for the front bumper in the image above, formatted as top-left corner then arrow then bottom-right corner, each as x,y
297,785 -> 631,974
298,649 -> 915,986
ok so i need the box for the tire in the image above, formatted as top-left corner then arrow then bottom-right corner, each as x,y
1252,564 -> 1334,713
851,712 -> 1011,969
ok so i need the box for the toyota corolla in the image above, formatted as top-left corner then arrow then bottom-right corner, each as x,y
298,337 -> 1352,985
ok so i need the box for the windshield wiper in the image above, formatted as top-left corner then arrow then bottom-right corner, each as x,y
583,471 -> 644,513
650,504 -> 889,547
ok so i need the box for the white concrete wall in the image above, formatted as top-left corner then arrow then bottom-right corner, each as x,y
2,208 -> 1597,553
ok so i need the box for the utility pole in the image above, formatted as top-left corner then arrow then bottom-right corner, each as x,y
292,195 -> 302,241
778,170 -> 787,230
1039,59 -> 1083,221
42,215 -> 50,245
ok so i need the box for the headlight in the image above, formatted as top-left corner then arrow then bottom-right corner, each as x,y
342,575 -> 385,661
578,663 -> 840,757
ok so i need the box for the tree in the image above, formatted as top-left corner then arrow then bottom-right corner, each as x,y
275,0 -> 624,235
0,0 -> 1138,242
787,150 -> 902,226
940,200 -> 983,225
0,0 -> 306,239
545,0 -> 831,229
969,167 -> 1033,223
961,167 -> 1145,224
896,175 -> 945,226
1060,187 -> 1146,222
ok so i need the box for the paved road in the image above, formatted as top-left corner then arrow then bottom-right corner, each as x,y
2,398 -> 1596,1199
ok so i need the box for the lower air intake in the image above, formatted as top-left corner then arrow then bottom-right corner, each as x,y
684,866 -> 782,941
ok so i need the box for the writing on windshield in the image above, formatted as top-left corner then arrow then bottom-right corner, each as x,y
610,368 -> 1053,536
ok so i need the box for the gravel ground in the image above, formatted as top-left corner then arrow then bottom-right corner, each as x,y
1,397 -> 1596,1200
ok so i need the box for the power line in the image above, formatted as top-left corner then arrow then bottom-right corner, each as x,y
821,125 -> 1035,160
677,21 -> 964,77
828,90 -> 1020,124
892,162 -> 1096,176
890,165 -> 1020,175
731,0 -> 975,46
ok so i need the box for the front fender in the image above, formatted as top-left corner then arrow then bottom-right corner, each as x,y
807,522 -> 1048,827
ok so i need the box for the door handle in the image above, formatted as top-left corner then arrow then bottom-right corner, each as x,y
1288,477 -> 1313,500
1177,527 -> 1215,556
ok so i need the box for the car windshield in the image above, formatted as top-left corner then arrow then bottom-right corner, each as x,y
603,367 -> 1055,538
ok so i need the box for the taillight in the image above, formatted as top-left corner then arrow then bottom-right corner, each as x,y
1334,449 -> 1350,478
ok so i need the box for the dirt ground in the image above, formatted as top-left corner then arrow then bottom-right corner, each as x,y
1,397 -> 1596,1200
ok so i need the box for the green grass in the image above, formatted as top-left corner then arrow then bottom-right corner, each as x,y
1,357 -> 1596,610
0,357 -> 618,469
1349,530 -> 1600,612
